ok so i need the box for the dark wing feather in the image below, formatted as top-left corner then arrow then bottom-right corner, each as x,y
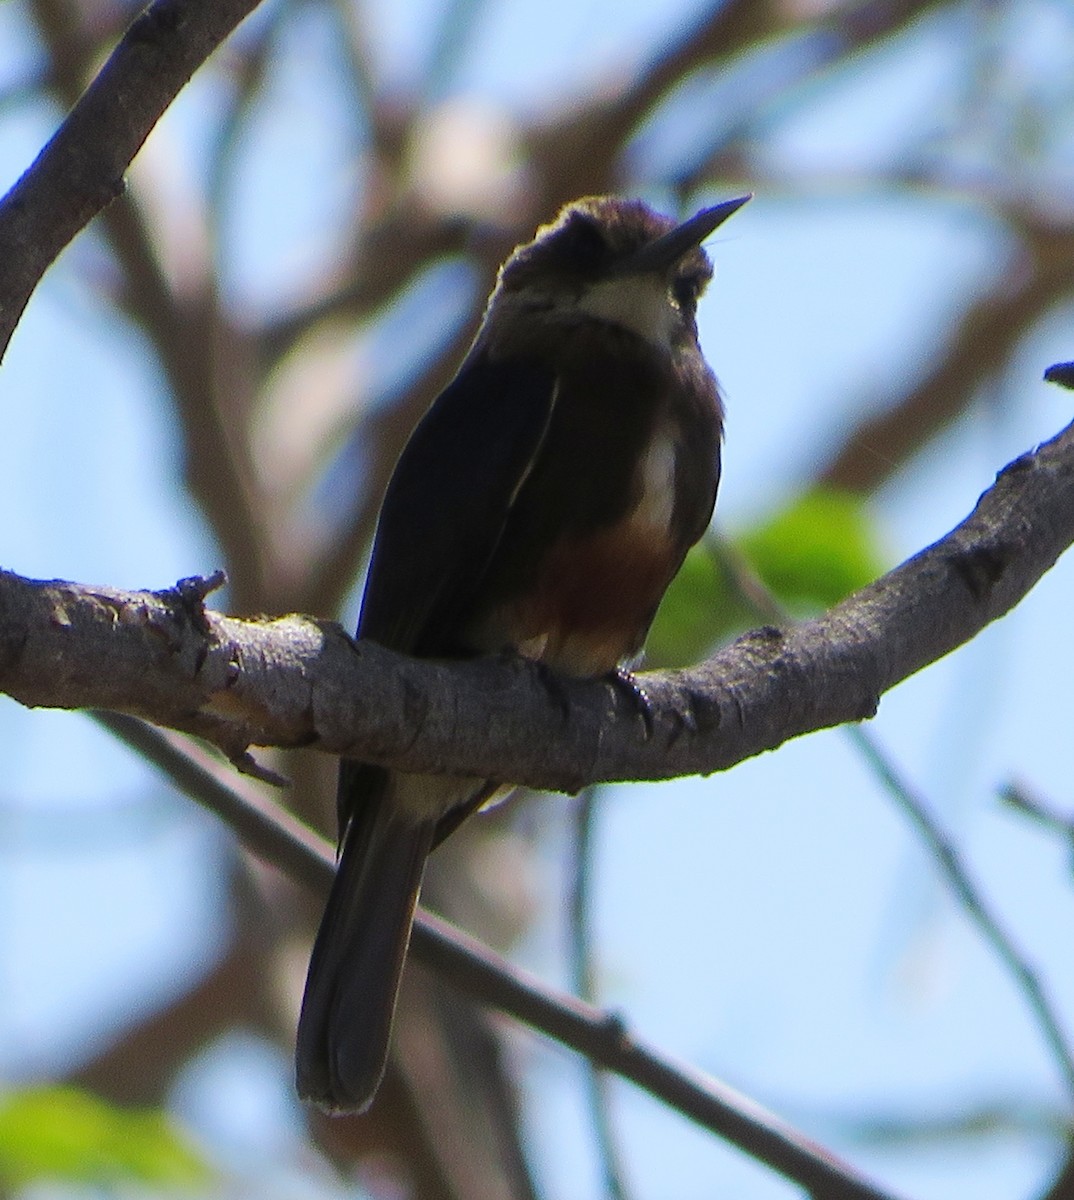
357,353 -> 558,655
298,355 -> 558,1111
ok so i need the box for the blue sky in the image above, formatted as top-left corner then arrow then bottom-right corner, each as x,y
2,1 -> 1074,1198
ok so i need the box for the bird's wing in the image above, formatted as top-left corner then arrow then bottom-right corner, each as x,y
357,351 -> 558,653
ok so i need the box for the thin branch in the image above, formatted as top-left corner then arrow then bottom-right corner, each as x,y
2,415 -> 1074,790
0,0 -> 267,361
803,1095 -> 1067,1146
95,711 -> 910,1200
850,725 -> 1074,1099
91,710 -> 333,893
1000,780 -> 1074,843
713,510 -> 1074,1103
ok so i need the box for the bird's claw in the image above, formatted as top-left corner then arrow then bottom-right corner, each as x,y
607,666 -> 655,739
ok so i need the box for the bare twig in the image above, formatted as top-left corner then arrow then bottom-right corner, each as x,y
712,492 -> 1074,1104
850,726 -> 1074,1099
1000,780 -> 1074,843
95,711 -> 909,1200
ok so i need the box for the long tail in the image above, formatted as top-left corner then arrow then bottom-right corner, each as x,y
296,764 -> 436,1113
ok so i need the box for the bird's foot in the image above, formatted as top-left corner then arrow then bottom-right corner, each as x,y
606,666 -> 654,739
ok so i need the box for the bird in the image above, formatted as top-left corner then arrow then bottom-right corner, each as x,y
296,192 -> 750,1113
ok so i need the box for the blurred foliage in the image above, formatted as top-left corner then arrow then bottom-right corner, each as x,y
739,487 -> 886,610
646,537 -> 746,666
647,487 -> 884,667
0,1085 -> 209,1190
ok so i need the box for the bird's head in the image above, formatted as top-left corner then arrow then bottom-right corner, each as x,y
486,194 -> 750,351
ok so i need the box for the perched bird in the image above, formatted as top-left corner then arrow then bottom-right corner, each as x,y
296,192 -> 750,1113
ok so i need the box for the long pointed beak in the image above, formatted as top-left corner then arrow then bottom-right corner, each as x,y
622,194 -> 751,275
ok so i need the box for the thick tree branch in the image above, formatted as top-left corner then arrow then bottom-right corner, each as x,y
1,415 -> 1073,791
0,0 -> 264,360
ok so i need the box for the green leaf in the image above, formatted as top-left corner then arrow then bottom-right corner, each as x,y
645,488 -> 884,669
0,1085 -> 209,1189
645,541 -> 751,668
739,486 -> 883,610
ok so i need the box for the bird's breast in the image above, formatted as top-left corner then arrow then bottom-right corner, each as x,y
464,326 -> 721,677
472,422 -> 692,677
505,519 -> 681,677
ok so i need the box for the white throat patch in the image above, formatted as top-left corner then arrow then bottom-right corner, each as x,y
577,274 -> 680,348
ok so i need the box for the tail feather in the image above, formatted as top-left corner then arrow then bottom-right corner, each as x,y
296,767 -> 436,1113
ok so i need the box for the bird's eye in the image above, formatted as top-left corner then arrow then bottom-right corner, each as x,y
672,263 -> 710,313
671,276 -> 697,312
